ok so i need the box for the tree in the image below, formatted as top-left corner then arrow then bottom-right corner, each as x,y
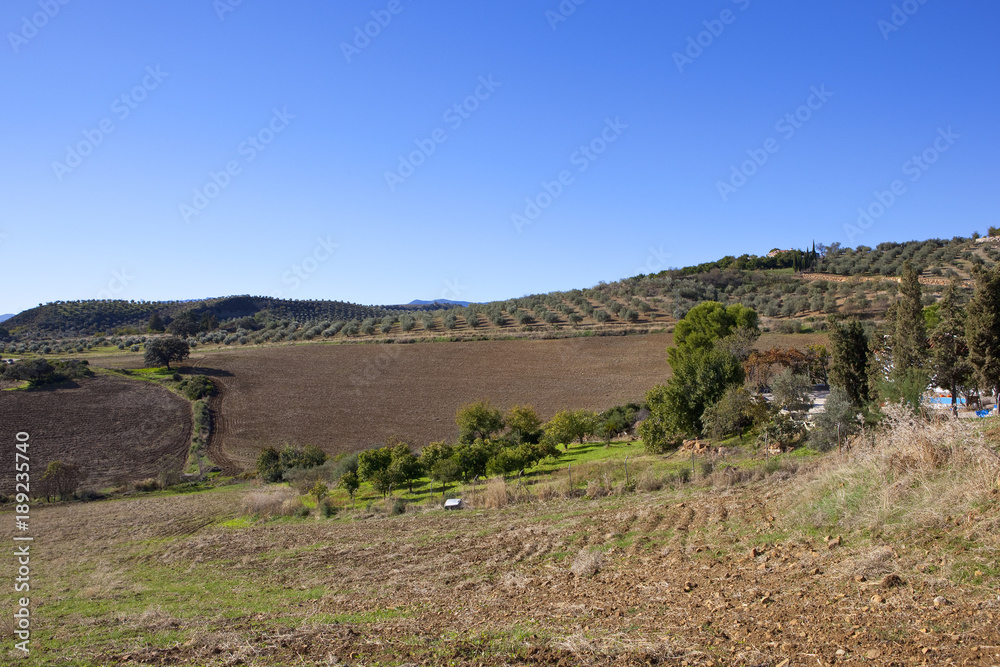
672,302 -> 759,353
657,346 -> 745,436
167,311 -> 200,337
929,278 -> 971,410
543,410 -> 597,450
256,446 -> 283,482
505,405 -> 542,444
338,470 -> 359,506
144,336 -> 190,370
39,461 -> 82,501
456,400 -> 505,443
638,385 -> 682,454
430,458 -> 461,495
147,312 -> 165,332
888,261 -> 927,375
389,442 -> 423,493
770,368 -> 812,412
310,480 -> 328,508
358,446 -> 397,497
828,319 -> 870,408
809,387 -> 861,451
701,385 -> 769,440
966,266 -> 1000,401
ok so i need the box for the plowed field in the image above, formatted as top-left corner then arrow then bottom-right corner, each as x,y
0,375 -> 192,493
195,335 -> 674,470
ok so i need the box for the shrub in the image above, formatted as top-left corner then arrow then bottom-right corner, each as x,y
178,375 -> 215,400
134,478 -> 160,492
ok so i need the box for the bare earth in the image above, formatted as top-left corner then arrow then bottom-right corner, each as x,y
0,374 -> 192,493
192,335 -> 674,470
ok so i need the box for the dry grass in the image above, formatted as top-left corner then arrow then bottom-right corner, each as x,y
467,477 -> 536,509
242,486 -> 302,518
788,405 -> 1000,542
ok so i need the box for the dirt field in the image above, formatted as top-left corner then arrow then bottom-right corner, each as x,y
0,374 -> 192,493
188,335 -> 673,470
83,333 -> 824,473
8,463 -> 999,666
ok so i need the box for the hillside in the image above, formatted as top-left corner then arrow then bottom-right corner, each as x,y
2,235 -> 990,356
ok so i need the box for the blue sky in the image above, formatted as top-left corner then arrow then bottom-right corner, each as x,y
1,0 -> 998,315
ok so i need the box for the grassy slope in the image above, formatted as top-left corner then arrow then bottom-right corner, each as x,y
6,413 -> 999,666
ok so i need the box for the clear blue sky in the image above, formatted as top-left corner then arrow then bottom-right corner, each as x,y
2,0 -> 998,315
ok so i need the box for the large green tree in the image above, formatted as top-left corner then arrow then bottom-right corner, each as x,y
966,266 -> 1000,400
671,302 -> 758,355
644,302 -> 757,437
143,336 -> 190,370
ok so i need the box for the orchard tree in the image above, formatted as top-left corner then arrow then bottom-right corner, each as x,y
456,400 -> 505,443
358,446 -> 397,497
389,442 -> 423,493
543,410 -> 598,450
338,470 -> 360,506
144,336 -> 190,370
505,404 -> 542,444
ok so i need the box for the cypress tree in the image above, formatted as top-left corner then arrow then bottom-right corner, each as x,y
966,265 -> 1000,401
829,318 -> 870,407
889,261 -> 927,373
930,277 -> 971,410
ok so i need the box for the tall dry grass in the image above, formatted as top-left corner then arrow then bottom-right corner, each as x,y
242,486 -> 303,518
788,404 -> 1000,542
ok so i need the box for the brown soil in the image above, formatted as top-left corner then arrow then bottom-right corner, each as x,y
184,335 -> 675,470
0,374 -> 192,493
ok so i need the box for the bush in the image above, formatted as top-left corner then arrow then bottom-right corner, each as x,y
134,478 -> 160,492
178,375 -> 215,400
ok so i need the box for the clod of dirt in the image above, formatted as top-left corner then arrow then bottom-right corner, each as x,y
881,573 -> 905,588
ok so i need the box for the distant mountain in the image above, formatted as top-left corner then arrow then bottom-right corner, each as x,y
407,299 -> 473,307
0,314 -> 14,323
